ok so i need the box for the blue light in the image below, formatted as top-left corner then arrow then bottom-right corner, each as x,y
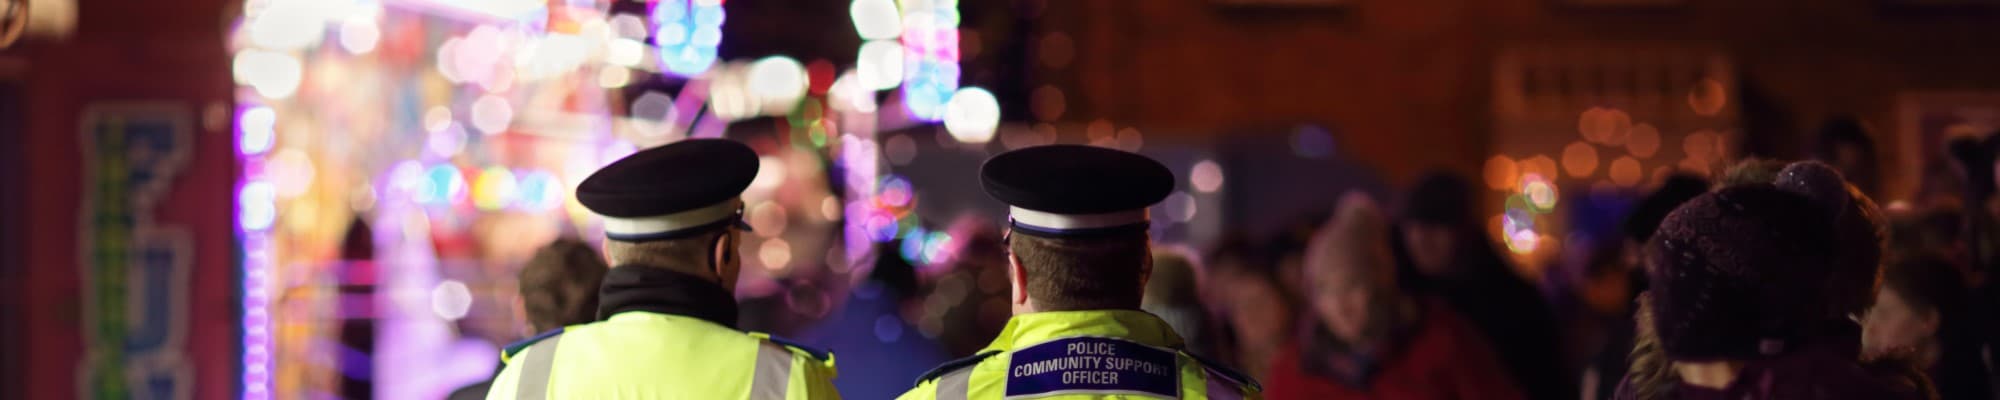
900,227 -> 928,264
515,170 -> 562,211
652,0 -> 723,77
422,164 -> 465,205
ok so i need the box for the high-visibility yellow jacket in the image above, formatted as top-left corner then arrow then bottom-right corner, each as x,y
484,312 -> 839,400
484,265 -> 838,400
897,310 -> 1260,400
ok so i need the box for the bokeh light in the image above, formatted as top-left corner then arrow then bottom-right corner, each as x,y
424,106 -> 453,133
338,16 -> 380,55
751,156 -> 787,192
239,181 -> 278,231
1520,155 -> 1558,181
750,202 -> 790,238
426,125 -> 467,158
631,91 -> 677,127
239,106 -> 277,155
1115,128 -> 1144,152
472,167 -> 518,211
1684,130 -> 1718,161
1627,123 -> 1661,158
850,0 -> 903,40
269,149 -> 316,198
245,0 -> 327,51
1521,174 -> 1558,211
884,134 -> 917,165
430,280 -> 472,321
898,0 -> 961,121
419,164 -> 467,205
598,66 -> 632,88
1483,155 -> 1517,190
515,170 -> 562,212
470,94 -> 513,134
1031,85 -> 1065,122
1689,78 -> 1727,116
654,0 -> 724,76
1190,160 -> 1225,193
1507,229 -> 1539,255
761,239 -> 793,271
1578,107 -> 1632,145
857,40 -> 905,91
1609,156 -> 1643,187
879,176 -> 914,207
748,56 -> 808,112
944,87 -> 1000,144
1561,141 -> 1599,178
233,49 -> 303,99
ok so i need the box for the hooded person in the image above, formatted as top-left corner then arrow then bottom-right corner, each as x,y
1265,192 -> 1523,400
1392,172 -> 1566,400
1615,184 -> 1928,400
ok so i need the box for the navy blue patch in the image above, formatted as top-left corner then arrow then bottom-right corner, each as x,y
763,334 -> 834,362
502,328 -> 565,361
915,351 -> 1000,385
1004,337 -> 1179,398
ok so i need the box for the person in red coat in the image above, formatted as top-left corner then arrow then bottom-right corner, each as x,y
1263,192 -> 1526,400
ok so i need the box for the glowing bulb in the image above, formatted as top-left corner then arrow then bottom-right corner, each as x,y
598,66 -> 632,88
943,87 -> 1000,144
850,0 -> 903,40
856,40 -> 904,90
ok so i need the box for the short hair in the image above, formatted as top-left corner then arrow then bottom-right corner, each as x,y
518,239 -> 611,332
1009,231 -> 1151,311
601,230 -> 728,273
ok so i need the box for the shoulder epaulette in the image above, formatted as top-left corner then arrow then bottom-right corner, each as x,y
1183,350 -> 1261,391
914,351 -> 1000,386
752,332 -> 834,363
501,328 -> 565,363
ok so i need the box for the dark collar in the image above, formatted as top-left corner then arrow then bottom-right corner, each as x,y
596,265 -> 739,328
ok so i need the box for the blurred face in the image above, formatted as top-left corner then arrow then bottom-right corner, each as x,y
1308,260 -> 1379,344
1215,271 -> 1291,353
1400,223 -> 1457,276
1862,287 -> 1938,356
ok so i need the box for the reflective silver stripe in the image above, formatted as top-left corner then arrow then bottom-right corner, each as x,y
1203,369 -> 1243,400
751,343 -> 794,400
515,335 -> 562,400
934,367 -> 974,400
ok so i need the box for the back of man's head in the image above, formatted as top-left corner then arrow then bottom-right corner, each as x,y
519,238 -> 611,332
1010,231 -> 1151,311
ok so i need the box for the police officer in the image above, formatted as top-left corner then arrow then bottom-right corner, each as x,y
486,139 -> 839,399
899,145 -> 1261,400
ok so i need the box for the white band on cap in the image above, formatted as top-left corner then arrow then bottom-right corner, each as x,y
1009,207 -> 1149,231
601,198 -> 744,236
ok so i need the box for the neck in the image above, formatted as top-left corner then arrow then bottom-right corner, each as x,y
1673,361 -> 1744,389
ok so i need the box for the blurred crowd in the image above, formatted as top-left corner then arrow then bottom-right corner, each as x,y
772,117 -> 2000,400
471,119 -> 2000,400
